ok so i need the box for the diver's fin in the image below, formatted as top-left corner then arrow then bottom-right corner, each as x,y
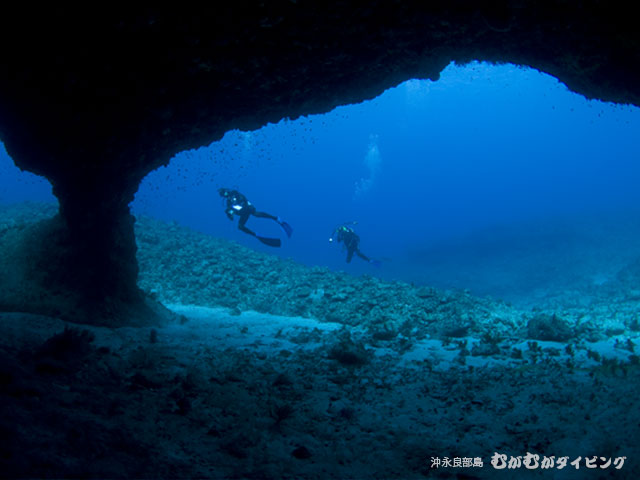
279,221 -> 293,238
257,236 -> 281,247
369,259 -> 382,267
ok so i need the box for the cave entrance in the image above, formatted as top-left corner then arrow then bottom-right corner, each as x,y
131,61 -> 640,307
2,61 -> 639,320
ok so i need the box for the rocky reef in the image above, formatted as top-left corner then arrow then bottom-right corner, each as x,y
2,203 -> 640,477
1,4 -> 640,324
134,213 -> 640,348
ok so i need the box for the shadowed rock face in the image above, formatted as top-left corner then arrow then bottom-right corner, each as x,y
0,4 -> 638,325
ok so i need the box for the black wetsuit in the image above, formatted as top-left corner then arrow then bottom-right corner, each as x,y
221,189 -> 278,237
335,226 -> 371,263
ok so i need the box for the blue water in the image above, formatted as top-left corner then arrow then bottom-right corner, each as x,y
3,61 -> 640,300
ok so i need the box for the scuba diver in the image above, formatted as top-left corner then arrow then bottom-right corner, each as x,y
218,188 -> 293,247
329,222 -> 380,265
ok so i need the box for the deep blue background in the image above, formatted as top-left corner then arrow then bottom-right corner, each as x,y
2,61 -> 640,300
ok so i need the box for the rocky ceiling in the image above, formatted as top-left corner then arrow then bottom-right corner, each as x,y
0,3 -> 639,325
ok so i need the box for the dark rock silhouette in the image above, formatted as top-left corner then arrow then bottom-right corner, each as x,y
1,4 -> 639,325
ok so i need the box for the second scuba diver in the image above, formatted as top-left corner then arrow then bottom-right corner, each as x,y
329,223 -> 379,265
218,188 -> 293,247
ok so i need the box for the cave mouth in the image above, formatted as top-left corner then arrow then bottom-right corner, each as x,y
0,3 -> 639,328
2,61 -> 640,325
131,61 -> 640,305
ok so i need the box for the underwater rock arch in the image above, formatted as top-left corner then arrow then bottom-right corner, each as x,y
0,4 -> 638,325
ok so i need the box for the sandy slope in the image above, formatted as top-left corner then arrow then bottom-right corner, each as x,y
2,305 -> 639,478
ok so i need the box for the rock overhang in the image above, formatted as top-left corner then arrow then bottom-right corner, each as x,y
0,3 -> 638,325
1,4 -> 639,182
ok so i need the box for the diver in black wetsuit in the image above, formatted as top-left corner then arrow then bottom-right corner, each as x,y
218,188 -> 292,247
329,224 -> 379,265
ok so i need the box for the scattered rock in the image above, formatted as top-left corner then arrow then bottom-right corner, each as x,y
292,445 -> 312,459
527,313 -> 573,341
328,335 -> 370,367
605,321 -> 626,336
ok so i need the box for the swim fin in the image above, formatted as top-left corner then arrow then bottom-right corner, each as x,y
257,235 -> 281,247
279,221 -> 293,238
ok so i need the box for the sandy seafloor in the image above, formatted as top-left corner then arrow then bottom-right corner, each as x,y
1,202 -> 640,479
